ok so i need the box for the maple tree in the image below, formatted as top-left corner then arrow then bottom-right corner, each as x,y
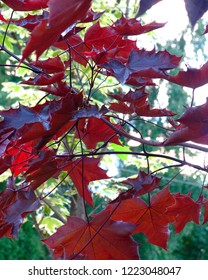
0,0 -> 208,260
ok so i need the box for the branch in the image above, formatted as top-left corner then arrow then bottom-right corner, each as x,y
57,150 -> 208,173
101,116 -> 208,153
42,198 -> 67,224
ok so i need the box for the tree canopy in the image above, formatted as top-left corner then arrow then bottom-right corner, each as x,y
1,0 -> 208,260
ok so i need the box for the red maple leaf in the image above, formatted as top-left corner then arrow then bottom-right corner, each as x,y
202,200 -> 208,224
164,99 -> 208,145
7,142 -> 33,177
30,56 -> 65,74
25,149 -> 61,190
0,155 -> 12,176
63,157 -> 109,206
22,72 -> 64,86
122,171 -> 161,196
168,61 -> 208,89
166,193 -> 203,233
11,13 -> 47,32
1,0 -> 49,11
75,117 -> 122,149
22,0 -> 92,60
113,15 -> 165,36
108,187 -> 175,249
0,189 -> 40,238
42,209 -> 139,260
104,48 -> 181,84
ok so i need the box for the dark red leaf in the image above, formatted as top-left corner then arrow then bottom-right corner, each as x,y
0,155 -> 12,175
22,72 -> 64,86
104,49 -> 181,84
22,0 -> 92,60
166,193 -> 203,233
0,189 -> 40,238
122,171 -> 161,196
113,15 -> 165,36
25,150 -> 61,190
63,157 -> 109,206
84,22 -> 122,52
11,13 -> 48,32
167,61 -> 208,89
72,104 -> 108,120
135,100 -> 176,117
0,104 -> 50,133
109,88 -> 148,102
30,57 -> 65,74
7,142 -> 33,176
40,81 -> 72,97
75,117 -> 122,149
48,0 -> 91,28
109,187 -> 175,249
54,34 -> 88,66
184,0 -> 208,28
109,102 -> 134,114
203,200 -> 208,224
0,93 -> 82,149
81,9 -> 105,23
43,209 -> 139,260
1,0 -> 49,11
136,0 -> 163,17
164,99 -> 208,145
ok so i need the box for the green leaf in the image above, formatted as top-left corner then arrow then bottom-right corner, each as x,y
109,143 -> 131,160
40,217 -> 63,235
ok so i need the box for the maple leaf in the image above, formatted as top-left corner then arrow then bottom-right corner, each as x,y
22,72 -> 64,86
75,117 -> 122,149
42,209 -> 139,260
0,155 -> 12,176
166,193 -> 203,233
30,56 -> 65,74
109,102 -> 134,115
81,9 -> 105,23
113,15 -> 165,36
22,0 -> 92,60
167,61 -> 208,89
25,150 -> 61,190
136,0 -> 163,17
164,99 -> 208,145
202,200 -> 208,224
184,0 -> 208,28
1,0 -> 49,11
11,13 -> 48,32
72,104 -> 108,120
109,88 -> 148,102
108,187 -> 175,249
0,189 -> 40,238
0,92 -> 82,149
63,157 -> 109,206
7,142 -> 33,177
135,100 -> 176,117
109,89 -> 175,117
48,0 -> 91,28
122,171 -> 161,196
84,22 -> 122,52
104,49 -> 181,84
0,104 -> 50,135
